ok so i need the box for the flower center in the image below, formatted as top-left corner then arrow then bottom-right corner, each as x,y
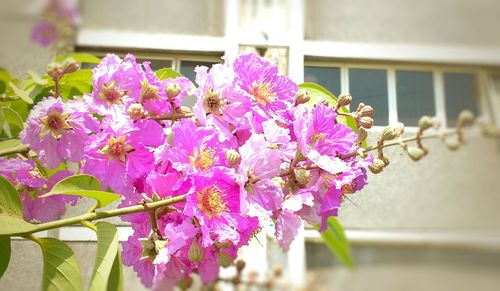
98,81 -> 125,105
197,185 -> 228,218
99,136 -> 134,162
189,148 -> 217,170
311,132 -> 327,144
39,109 -> 72,139
249,82 -> 275,105
203,88 -> 224,116
140,80 -> 161,101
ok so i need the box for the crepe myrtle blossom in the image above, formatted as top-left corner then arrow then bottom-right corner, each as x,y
20,97 -> 99,169
31,21 -> 58,47
82,111 -> 164,194
293,103 -> 358,175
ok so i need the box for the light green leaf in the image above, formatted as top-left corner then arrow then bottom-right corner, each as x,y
38,237 -> 83,291
1,107 -> 24,138
0,214 -> 38,236
314,217 -> 353,267
0,108 -> 4,135
107,248 -> 123,291
28,71 -> 48,86
89,222 -> 122,291
8,81 -> 33,104
0,236 -> 11,278
298,82 -> 357,131
0,139 -> 28,156
155,68 -> 182,80
0,175 -> 23,217
55,53 -> 101,64
0,69 -> 12,94
42,174 -> 120,208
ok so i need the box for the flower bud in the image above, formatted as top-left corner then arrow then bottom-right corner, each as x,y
236,260 -> 246,272
394,122 -> 405,136
418,116 -> 433,131
432,118 -> 442,129
457,110 -> 475,127
294,168 -> 311,186
127,103 -> 146,120
176,106 -> 192,116
445,140 -> 461,151
47,62 -> 64,81
360,116 -> 374,129
217,251 -> 233,268
178,277 -> 193,290
166,83 -> 181,99
225,149 -> 240,166
406,147 -> 425,161
62,58 -> 80,74
380,127 -> 398,142
359,105 -> 374,117
356,127 -> 367,144
337,92 -> 352,107
294,89 -> 311,106
381,156 -> 390,167
368,158 -> 385,174
188,238 -> 204,263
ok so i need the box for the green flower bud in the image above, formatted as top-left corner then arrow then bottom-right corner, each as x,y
188,238 -> 204,263
406,147 -> 425,161
294,168 -> 311,186
166,83 -> 181,99
360,116 -> 374,129
368,158 -> 385,174
225,149 -> 240,167
418,116 -> 433,131
47,62 -> 64,81
445,140 -> 461,151
62,58 -> 80,74
294,89 -> 311,106
337,92 -> 352,107
217,251 -> 233,268
359,105 -> 374,117
380,127 -> 398,142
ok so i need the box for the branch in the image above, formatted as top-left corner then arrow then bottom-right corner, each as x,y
151,112 -> 194,121
0,144 -> 30,156
16,194 -> 186,236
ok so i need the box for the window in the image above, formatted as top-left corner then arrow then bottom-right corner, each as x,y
444,72 -> 479,127
396,70 -> 435,126
349,68 -> 389,126
304,66 -> 341,96
304,61 -> 485,128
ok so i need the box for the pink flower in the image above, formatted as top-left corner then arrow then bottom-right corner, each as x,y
184,167 -> 249,247
82,112 -> 164,194
20,97 -> 99,169
234,53 -> 297,120
293,104 -> 357,174
31,21 -> 58,47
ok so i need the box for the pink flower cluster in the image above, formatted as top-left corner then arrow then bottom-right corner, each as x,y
19,53 -> 371,289
31,0 -> 80,47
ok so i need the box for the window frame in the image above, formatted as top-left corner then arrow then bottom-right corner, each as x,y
304,59 -> 490,131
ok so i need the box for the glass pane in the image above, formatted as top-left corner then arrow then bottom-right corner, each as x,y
444,73 -> 479,127
304,66 -> 341,96
180,60 -> 218,83
137,59 -> 173,71
349,68 -> 389,126
396,70 -> 435,126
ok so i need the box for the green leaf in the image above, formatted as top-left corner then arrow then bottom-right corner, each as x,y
38,237 -> 83,291
28,71 -> 48,86
0,139 -> 28,156
42,174 -> 120,208
0,108 -> 4,135
314,217 -> 353,267
155,68 -> 182,80
0,214 -> 38,236
89,222 -> 122,291
8,81 -> 33,104
0,236 -> 11,279
107,249 -> 123,291
0,175 -> 23,217
55,53 -> 101,64
298,82 -> 357,131
1,107 -> 24,138
0,69 -> 12,94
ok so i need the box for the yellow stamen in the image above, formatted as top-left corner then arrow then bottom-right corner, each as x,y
189,147 -> 218,170
39,110 -> 72,139
249,82 -> 275,105
197,185 -> 228,218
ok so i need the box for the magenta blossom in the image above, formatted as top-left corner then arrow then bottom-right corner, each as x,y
31,21 -> 58,47
20,97 -> 99,169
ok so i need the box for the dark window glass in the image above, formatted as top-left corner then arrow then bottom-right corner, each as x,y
349,68 -> 389,126
137,59 -> 173,71
304,66 -> 341,96
396,70 -> 435,126
180,61 -> 218,83
444,72 -> 479,127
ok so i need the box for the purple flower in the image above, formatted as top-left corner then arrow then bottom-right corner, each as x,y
293,104 -> 357,174
234,53 -> 297,120
31,21 -> 58,47
20,97 -> 99,169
